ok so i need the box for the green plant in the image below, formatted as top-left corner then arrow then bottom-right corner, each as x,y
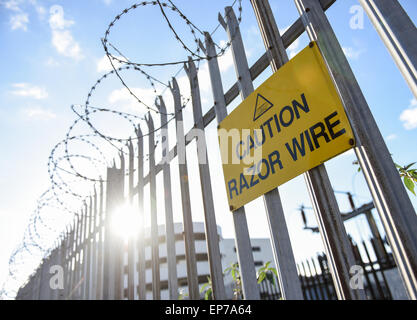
224,262 -> 242,299
256,261 -> 279,287
395,162 -> 417,195
353,160 -> 417,196
178,288 -> 188,300
200,276 -> 213,300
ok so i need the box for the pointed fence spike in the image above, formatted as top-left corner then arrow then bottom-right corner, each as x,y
218,12 -> 227,30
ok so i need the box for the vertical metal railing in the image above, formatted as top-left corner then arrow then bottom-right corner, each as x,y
14,0 -> 417,301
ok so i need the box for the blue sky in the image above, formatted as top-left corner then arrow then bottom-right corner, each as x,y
1,0 -> 417,296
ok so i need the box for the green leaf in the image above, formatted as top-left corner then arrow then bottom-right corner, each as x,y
257,273 -> 266,284
200,282 -> 209,293
205,288 -> 212,300
266,272 -> 276,287
395,163 -> 402,169
405,162 -> 416,170
404,176 -> 416,195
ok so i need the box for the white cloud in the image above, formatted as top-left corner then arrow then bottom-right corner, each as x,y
11,83 -> 48,99
3,0 -> 21,12
108,87 -> 156,114
342,46 -> 364,60
10,13 -> 29,31
217,40 -> 234,73
386,134 -> 397,141
49,5 -> 83,60
400,98 -> 417,130
23,107 -> 56,120
102,0 -> 112,5
3,0 -> 47,30
51,30 -> 83,60
49,5 -> 74,30
96,55 -> 127,73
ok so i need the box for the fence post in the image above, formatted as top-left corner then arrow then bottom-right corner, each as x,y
39,256 -> 49,299
136,126 -> 147,300
295,0 -> 417,299
87,189 -> 97,300
84,196 -> 93,299
222,6 -> 305,300
103,165 -> 121,300
96,178 -> 104,300
155,96 -> 179,300
55,241 -> 64,300
103,170 -> 112,300
74,207 -> 85,299
358,0 -> 417,99
184,57 -> 227,300
364,209 -> 385,261
90,187 -> 98,300
145,113 -> 161,300
70,210 -> 80,299
245,0 -> 362,299
170,78 -> 200,300
225,3 -> 305,300
64,225 -> 73,299
59,230 -> 67,300
127,139 -> 136,300
81,201 -> 88,299
75,209 -> 84,299
115,153 -> 125,300
203,32 -> 260,299
67,220 -> 76,299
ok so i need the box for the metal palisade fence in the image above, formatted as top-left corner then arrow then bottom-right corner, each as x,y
12,0 -> 417,300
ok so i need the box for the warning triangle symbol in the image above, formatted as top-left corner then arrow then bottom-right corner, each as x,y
253,93 -> 274,121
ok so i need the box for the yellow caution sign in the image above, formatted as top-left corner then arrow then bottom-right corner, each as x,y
218,42 -> 355,211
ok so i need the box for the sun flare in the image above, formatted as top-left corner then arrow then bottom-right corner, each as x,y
110,204 -> 141,239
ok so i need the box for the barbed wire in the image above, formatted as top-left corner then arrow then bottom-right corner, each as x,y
1,0 -> 243,299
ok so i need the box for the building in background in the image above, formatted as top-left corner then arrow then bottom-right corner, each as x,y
132,222 -> 276,300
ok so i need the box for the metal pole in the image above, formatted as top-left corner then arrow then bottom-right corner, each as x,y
103,167 -> 117,300
90,187 -> 98,300
81,201 -> 88,299
64,225 -> 74,299
145,113 -> 161,300
74,207 -> 85,299
96,178 -> 104,300
155,96 -> 179,300
295,0 -> 417,299
82,197 -> 92,299
127,140 -> 136,300
73,211 -> 83,299
136,126 -> 147,300
228,2 -> 304,299
365,210 -> 386,262
67,221 -> 76,299
169,78 -> 200,300
203,31 -> 260,299
114,153 -> 125,300
184,58 -> 227,300
358,0 -> 417,99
